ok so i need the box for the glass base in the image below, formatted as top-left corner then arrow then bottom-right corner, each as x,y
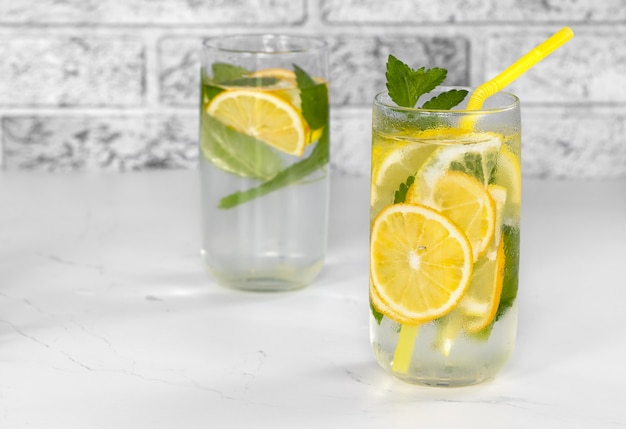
390,364 -> 501,387
372,347 -> 510,387
203,255 -> 324,292
370,305 -> 517,387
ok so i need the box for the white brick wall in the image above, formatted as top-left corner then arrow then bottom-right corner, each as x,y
0,0 -> 624,178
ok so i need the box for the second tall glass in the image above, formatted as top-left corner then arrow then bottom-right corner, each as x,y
369,89 -> 521,386
199,35 -> 330,291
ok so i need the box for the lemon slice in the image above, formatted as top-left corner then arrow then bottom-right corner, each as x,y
370,203 -> 473,324
248,68 -> 300,105
249,68 -> 327,146
207,89 -> 307,157
247,67 -> 327,112
494,144 -> 521,224
487,184 -> 507,246
460,235 -> 505,333
370,277 -> 395,319
418,132 -> 502,189
407,171 -> 496,260
370,139 -> 436,222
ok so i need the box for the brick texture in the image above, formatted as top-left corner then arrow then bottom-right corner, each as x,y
0,37 -> 144,107
322,0 -> 626,23
159,37 -> 200,107
3,115 -> 197,171
1,0 -> 624,178
523,107 -> 626,178
329,36 -> 468,106
0,0 -> 305,25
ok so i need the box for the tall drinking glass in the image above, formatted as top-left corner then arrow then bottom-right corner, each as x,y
369,89 -> 521,386
199,35 -> 330,291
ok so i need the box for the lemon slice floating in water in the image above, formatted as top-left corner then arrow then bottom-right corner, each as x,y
370,203 -> 473,324
207,89 -> 307,157
407,171 -> 496,260
460,236 -> 506,333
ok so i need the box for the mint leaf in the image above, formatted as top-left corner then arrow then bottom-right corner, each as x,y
371,301 -> 384,324
386,55 -> 448,108
294,63 -> 317,87
495,225 -> 520,321
421,89 -> 468,110
294,64 -> 329,130
393,175 -> 415,204
200,114 -> 283,181
385,55 -> 467,109
218,127 -> 329,209
414,67 -> 447,102
201,72 -> 224,104
204,85 -> 223,102
370,302 -> 401,331
212,62 -> 249,83
386,54 -> 420,108
209,63 -> 278,88
448,149 -> 498,185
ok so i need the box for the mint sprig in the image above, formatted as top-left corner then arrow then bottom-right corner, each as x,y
385,54 -> 467,109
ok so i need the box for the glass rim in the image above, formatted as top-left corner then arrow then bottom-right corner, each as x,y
373,88 -> 520,115
202,33 -> 327,55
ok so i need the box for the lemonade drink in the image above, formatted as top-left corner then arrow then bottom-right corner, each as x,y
370,89 -> 521,386
199,35 -> 329,291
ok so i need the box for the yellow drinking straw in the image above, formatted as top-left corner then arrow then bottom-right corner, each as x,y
391,26 -> 574,375
467,26 -> 574,110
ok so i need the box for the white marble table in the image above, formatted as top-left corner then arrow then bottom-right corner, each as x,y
1,170 -> 625,428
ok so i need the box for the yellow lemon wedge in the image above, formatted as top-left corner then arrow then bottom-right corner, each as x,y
207,89 -> 307,157
370,203 -> 473,324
